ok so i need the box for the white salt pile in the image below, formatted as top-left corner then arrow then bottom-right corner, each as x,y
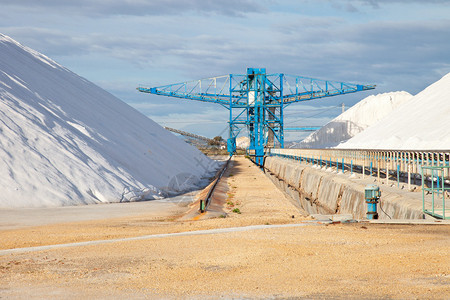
295,91 -> 413,148
236,136 -> 250,149
338,73 -> 450,150
0,33 -> 216,208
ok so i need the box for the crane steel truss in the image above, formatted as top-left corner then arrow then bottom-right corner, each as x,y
138,68 -> 375,166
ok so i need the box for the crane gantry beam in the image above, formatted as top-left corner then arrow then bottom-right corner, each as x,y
138,68 -> 375,166
137,73 -> 374,106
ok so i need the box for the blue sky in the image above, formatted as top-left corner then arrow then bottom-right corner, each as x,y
1,0 -> 449,141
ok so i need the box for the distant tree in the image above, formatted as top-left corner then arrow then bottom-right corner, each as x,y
208,136 -> 224,146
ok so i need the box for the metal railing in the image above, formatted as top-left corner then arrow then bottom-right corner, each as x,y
199,156 -> 232,213
268,148 -> 450,189
422,165 -> 450,219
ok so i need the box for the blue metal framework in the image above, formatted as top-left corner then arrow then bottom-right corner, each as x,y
138,68 -> 375,166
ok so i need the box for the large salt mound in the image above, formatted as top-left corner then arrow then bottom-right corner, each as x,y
236,136 -> 250,149
338,73 -> 450,150
0,33 -> 215,208
294,91 -> 413,148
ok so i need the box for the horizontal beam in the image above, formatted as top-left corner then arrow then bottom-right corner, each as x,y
281,84 -> 376,104
137,72 -> 376,107
137,87 -> 232,105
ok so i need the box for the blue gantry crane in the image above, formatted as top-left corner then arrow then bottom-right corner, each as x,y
137,68 -> 375,166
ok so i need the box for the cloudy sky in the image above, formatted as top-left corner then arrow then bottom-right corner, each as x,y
1,0 -> 449,141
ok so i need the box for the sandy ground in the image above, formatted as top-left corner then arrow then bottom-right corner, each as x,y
0,156 -> 449,299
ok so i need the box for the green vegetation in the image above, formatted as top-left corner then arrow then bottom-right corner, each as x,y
208,136 -> 224,146
232,208 -> 241,214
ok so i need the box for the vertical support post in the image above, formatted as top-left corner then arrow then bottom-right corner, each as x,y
420,152 -> 424,182
228,74 -> 234,156
386,152 -> 389,185
279,73 -> 284,149
351,160 -> 353,175
200,200 -> 205,213
377,153 -> 380,183
422,166 -> 425,214
442,168 -> 446,219
414,152 -> 419,185
431,168 -> 435,215
362,153 -> 365,179
437,167 -> 440,190
408,152 -> 411,191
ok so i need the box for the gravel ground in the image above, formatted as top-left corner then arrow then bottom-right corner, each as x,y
0,156 -> 449,299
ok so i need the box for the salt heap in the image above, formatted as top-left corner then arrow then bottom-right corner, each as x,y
236,136 -> 250,149
296,91 -> 412,148
0,33 -> 215,208
338,73 -> 450,150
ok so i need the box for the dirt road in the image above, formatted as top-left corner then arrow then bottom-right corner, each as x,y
1,156 -> 449,299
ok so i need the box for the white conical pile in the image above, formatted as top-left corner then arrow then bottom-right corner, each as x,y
338,73 -> 450,150
296,91 -> 413,148
0,33 -> 215,207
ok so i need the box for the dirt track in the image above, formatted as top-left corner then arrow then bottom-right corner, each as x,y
1,156 -> 449,299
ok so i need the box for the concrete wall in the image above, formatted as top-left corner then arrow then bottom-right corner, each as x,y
264,156 -> 427,220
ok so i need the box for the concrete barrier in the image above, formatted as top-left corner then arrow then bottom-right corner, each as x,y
264,156 -> 428,220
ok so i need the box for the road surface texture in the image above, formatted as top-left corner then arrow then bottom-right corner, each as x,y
0,156 -> 449,299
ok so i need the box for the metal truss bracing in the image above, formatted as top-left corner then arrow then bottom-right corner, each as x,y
138,68 -> 375,166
